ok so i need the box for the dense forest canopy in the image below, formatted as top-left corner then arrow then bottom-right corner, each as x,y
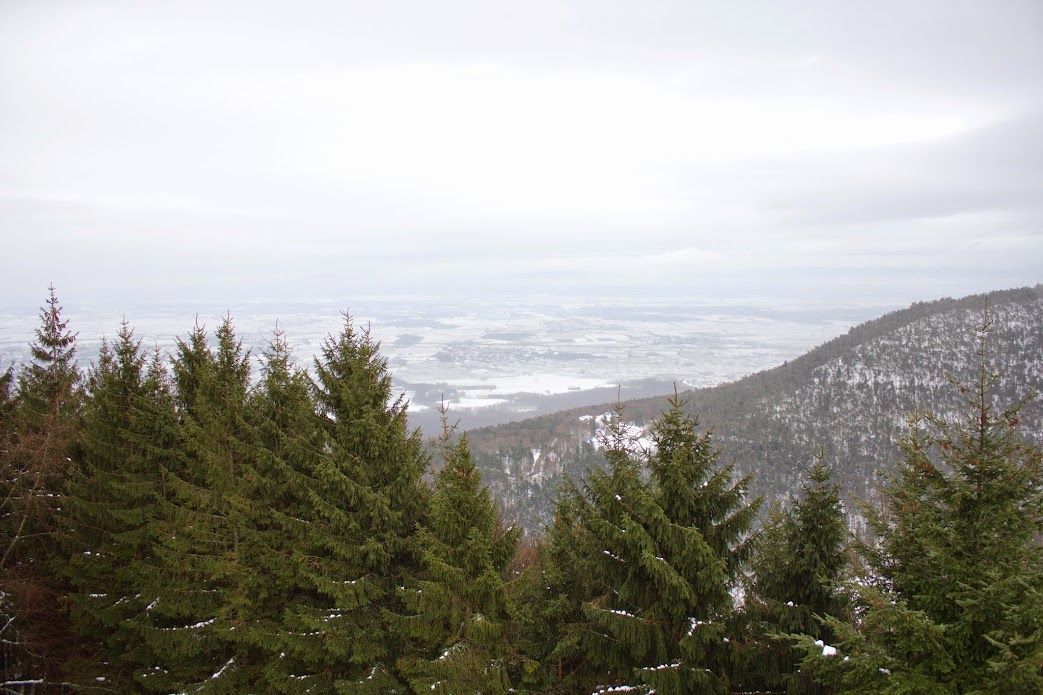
1,286 -> 1041,693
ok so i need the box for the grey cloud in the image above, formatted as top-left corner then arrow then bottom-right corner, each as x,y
2,1 -> 1041,311
757,112 -> 1043,226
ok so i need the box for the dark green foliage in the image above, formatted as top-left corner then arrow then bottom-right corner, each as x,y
218,325 -> 332,690
741,455 -> 849,693
128,316 -> 253,692
1,286 -> 83,687
17,284 -> 81,428
648,393 -> 760,605
258,314 -> 430,692
2,290 -> 1040,693
799,316 -> 1043,692
552,398 -> 760,695
395,419 -> 519,694
64,322 -> 171,687
508,479 -> 605,694
0,365 -> 14,426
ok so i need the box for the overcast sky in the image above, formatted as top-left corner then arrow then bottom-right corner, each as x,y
2,0 -> 1041,309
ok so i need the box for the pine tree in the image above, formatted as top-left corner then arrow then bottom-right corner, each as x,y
394,408 -> 519,694
132,316 -> 253,692
741,455 -> 849,694
0,285 -> 82,686
562,397 -> 759,695
509,478 -> 605,694
260,314 -> 429,692
63,321 -> 166,688
220,324 -> 341,692
798,313 -> 1043,692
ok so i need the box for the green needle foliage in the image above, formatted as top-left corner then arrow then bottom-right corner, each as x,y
283,314 -> 430,692
129,316 -> 252,692
798,313 -> 1043,693
509,477 -> 605,694
395,407 -> 519,694
3,290 -> 1039,693
742,454 -> 849,694
1,285 -> 82,685
226,325 -> 337,692
65,322 -> 170,688
559,395 -> 760,695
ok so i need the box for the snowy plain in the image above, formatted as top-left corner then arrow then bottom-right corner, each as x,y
0,296 -> 882,434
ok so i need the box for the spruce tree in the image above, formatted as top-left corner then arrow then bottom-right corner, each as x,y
131,316 -> 253,692
562,398 -> 759,695
221,324 -> 341,692
798,314 -> 1043,692
0,285 -> 82,685
0,365 -> 14,426
741,455 -> 848,694
394,414 -> 519,694
64,322 -> 165,688
643,393 -> 760,694
510,478 -> 605,694
573,410 -> 683,692
262,314 -> 429,692
17,284 -> 81,428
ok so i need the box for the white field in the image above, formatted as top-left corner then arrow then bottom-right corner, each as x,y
0,297 -> 875,428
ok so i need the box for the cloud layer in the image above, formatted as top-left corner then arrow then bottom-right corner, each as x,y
2,1 -> 1041,307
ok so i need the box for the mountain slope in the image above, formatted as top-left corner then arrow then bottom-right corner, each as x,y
467,285 -> 1043,533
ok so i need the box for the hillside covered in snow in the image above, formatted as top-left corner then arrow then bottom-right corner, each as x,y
468,285 -> 1043,532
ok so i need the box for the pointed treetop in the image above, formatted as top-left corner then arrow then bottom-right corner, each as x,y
20,284 -> 81,418
29,283 -> 78,373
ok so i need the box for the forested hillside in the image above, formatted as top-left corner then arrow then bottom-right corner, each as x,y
2,286 -> 1041,694
467,285 -> 1043,532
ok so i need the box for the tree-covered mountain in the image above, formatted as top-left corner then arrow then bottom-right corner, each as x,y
466,285 -> 1043,533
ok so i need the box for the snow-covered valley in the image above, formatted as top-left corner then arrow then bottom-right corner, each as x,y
0,296 -> 880,434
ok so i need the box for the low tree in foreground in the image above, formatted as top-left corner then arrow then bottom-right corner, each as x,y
1,285 -> 82,686
740,454 -> 849,694
508,476 -> 603,693
798,315 -> 1043,692
64,322 -> 171,688
394,408 -> 519,694
551,396 -> 760,695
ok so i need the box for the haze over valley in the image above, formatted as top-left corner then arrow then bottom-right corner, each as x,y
0,294 -> 883,435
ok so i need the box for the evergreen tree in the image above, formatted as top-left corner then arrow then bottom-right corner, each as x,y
262,314 -> 429,692
17,284 -> 80,427
509,478 -> 605,694
0,365 -> 14,426
131,316 -> 253,692
395,412 -> 519,694
799,314 -> 1043,692
741,455 -> 849,694
171,319 -> 213,417
63,322 -> 166,688
221,324 -> 342,692
0,285 -> 82,686
561,397 -> 759,695
642,394 -> 760,694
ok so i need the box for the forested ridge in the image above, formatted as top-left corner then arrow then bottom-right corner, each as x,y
467,285 -> 1043,533
1,286 -> 1041,693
